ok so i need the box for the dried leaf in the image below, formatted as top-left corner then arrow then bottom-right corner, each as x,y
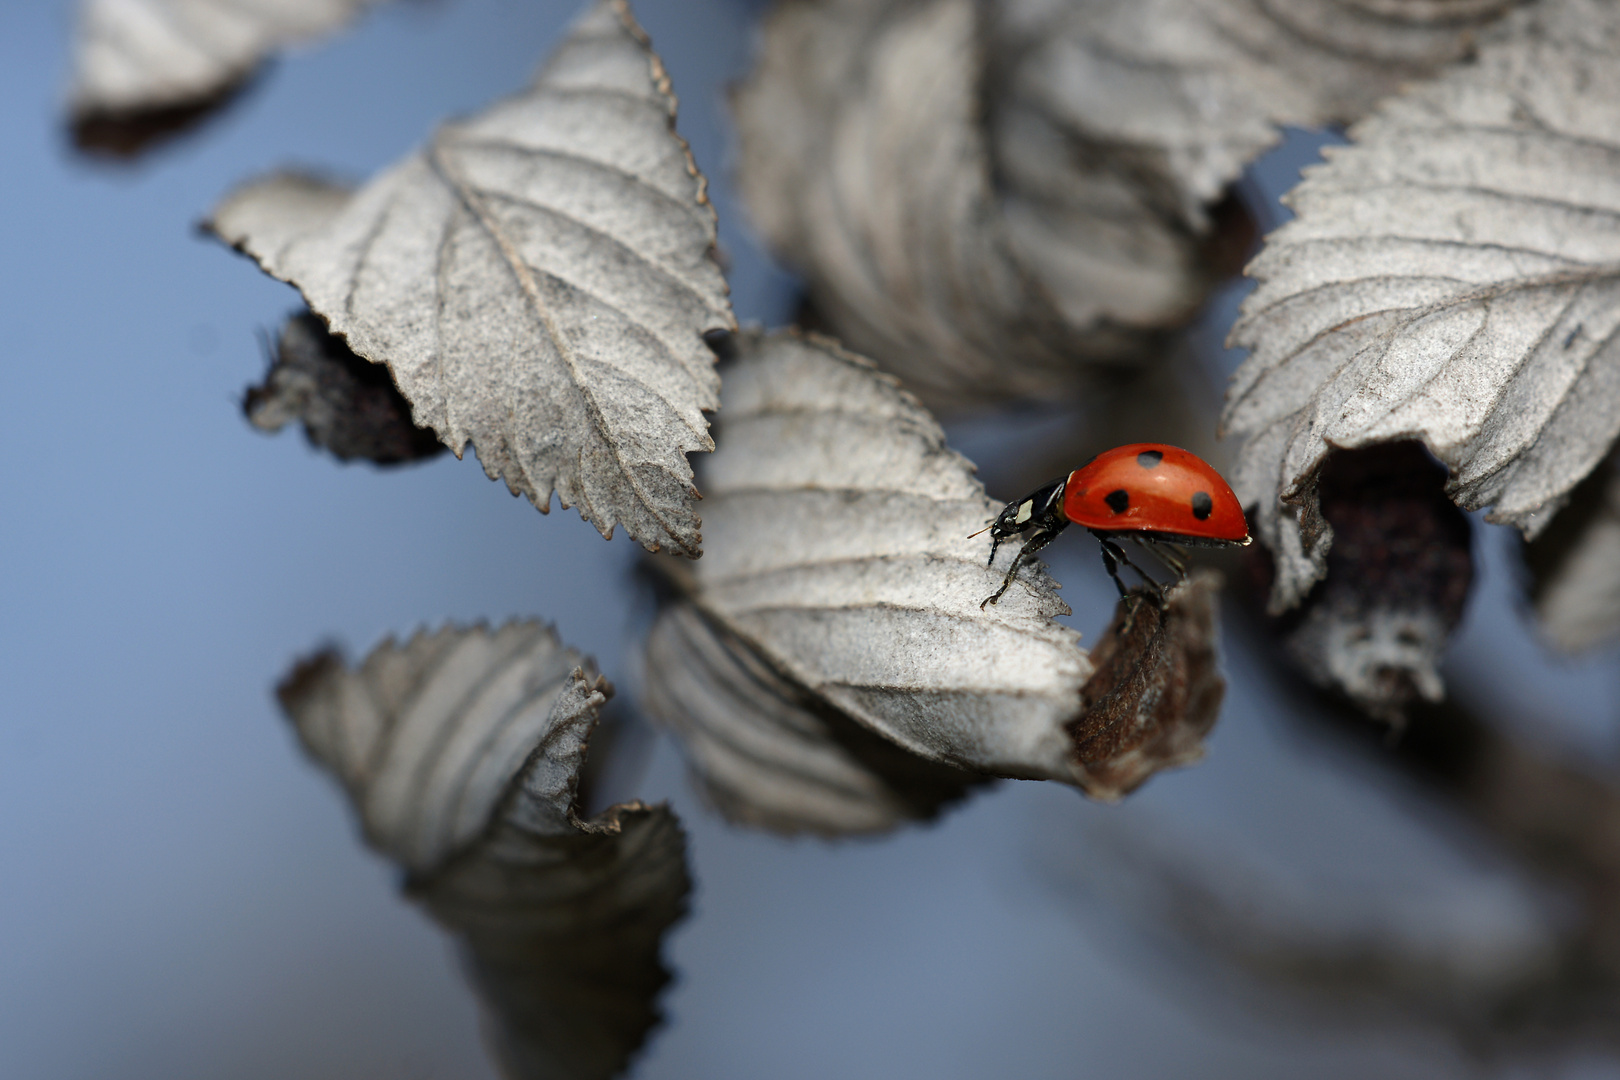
245,311 -> 444,465
1271,443 -> 1474,721
642,329 -> 1224,818
68,0 -> 378,156
277,621 -> 689,1080
208,0 -> 734,557
731,0 -> 1162,411
1525,455 -> 1620,653
993,0 -> 1520,230
1071,572 -> 1225,800
642,600 -> 986,835
1224,0 -> 1620,611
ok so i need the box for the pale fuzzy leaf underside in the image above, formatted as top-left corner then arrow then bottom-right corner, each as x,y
647,329 -> 1109,796
731,0 -> 1157,411
643,600 -> 985,835
209,0 -> 733,557
278,621 -> 690,1080
70,0 -> 377,151
1224,0 -> 1620,610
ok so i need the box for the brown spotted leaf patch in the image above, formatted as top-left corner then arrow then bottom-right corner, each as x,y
245,311 -> 444,465
208,0 -> 734,557
1070,571 -> 1225,801
68,0 -> 382,156
277,621 -> 689,1080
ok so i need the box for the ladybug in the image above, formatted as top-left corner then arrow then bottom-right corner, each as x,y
974,443 -> 1250,608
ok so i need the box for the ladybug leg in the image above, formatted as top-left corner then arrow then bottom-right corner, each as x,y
1099,541 -> 1129,598
1097,537 -> 1163,596
980,524 -> 1064,608
1138,539 -> 1188,583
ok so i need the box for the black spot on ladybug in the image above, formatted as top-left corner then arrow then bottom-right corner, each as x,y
1136,450 -> 1163,468
1191,491 -> 1213,520
1105,489 -> 1130,514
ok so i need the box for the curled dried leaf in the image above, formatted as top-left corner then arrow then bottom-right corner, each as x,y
992,0 -> 1521,230
208,0 -> 734,557
641,329 -> 1224,825
245,311 -> 444,465
732,0 -> 1164,411
643,600 -> 986,836
1270,443 -> 1474,721
278,621 -> 689,1080
1071,572 -> 1225,800
69,0 -> 379,156
1224,0 -> 1620,610
1524,455 -> 1620,653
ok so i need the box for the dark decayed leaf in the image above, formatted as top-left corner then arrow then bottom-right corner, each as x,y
640,329 -> 1226,830
1269,443 -> 1474,722
1071,572 -> 1225,800
731,0 -> 1166,411
68,0 -> 379,156
209,0 -> 734,557
1224,0 -> 1620,611
277,621 -> 689,1080
245,311 -> 444,465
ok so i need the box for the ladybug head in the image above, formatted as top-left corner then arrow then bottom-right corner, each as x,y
987,476 -> 1068,541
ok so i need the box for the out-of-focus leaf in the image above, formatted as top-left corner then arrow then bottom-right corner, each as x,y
1071,572 -> 1225,800
68,0 -> 379,156
1224,0 -> 1620,611
277,621 -> 689,1080
1526,456 -> 1620,653
209,0 -> 734,557
732,0 -> 1169,411
245,311 -> 444,465
643,600 -> 987,835
993,0 -> 1520,231
641,329 -> 1226,821
1270,443 -> 1474,722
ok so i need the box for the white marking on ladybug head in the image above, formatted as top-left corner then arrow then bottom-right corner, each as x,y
1014,500 -> 1034,525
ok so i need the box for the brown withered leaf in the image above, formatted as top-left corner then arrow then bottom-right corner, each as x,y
1271,443 -> 1474,722
992,0 -> 1521,232
278,621 -> 689,1080
642,600 -> 986,836
1525,455 -> 1620,653
1071,572 -> 1224,800
731,0 -> 1162,411
69,0 -> 380,156
208,0 -> 734,557
640,329 -> 1225,825
245,311 -> 444,465
1224,0 -> 1620,612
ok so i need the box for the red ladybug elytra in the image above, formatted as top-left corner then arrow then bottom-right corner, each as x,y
974,443 -> 1250,608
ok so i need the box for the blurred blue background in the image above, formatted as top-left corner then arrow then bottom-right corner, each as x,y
5,1 -> 1620,1077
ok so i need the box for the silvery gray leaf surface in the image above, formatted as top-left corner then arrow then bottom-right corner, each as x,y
1223,0 -> 1620,611
993,0 -> 1520,231
1526,457 -> 1620,653
209,0 -> 734,557
731,0 -> 1159,412
245,311 -> 444,465
642,600 -> 986,835
69,0 -> 379,154
278,621 -> 689,1080
642,329 -> 1226,814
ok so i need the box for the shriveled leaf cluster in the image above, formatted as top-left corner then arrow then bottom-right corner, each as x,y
641,330 -> 1226,832
1225,0 -> 1620,611
69,0 -> 379,155
279,621 -> 689,1080
209,0 -> 734,557
732,0 -> 1516,408
245,311 -> 443,465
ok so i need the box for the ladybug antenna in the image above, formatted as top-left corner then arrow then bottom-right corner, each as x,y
966,522 -> 994,540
